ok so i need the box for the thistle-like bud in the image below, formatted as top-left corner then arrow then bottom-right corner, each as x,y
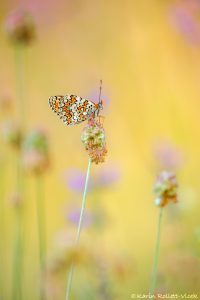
22,128 -> 49,175
5,9 -> 35,45
2,120 -> 23,150
81,119 -> 107,164
154,171 -> 178,207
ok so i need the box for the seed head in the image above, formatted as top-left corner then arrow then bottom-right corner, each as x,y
81,118 -> 107,164
154,171 -> 178,207
5,9 -> 36,45
22,128 -> 49,174
2,120 -> 23,150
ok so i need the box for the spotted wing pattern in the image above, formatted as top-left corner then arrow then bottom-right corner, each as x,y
48,94 -> 99,125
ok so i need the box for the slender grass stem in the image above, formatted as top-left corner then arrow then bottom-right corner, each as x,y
12,152 -> 23,300
12,207 -> 23,300
12,44 -> 26,300
0,161 -> 6,298
35,173 -> 46,300
149,207 -> 163,295
14,44 -> 26,128
65,158 -> 92,300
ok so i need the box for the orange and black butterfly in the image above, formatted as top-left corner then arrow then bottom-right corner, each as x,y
48,94 -> 103,126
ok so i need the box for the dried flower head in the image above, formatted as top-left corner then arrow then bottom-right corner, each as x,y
154,171 -> 178,207
81,118 -> 107,164
2,120 -> 23,150
22,128 -> 49,174
5,9 -> 35,45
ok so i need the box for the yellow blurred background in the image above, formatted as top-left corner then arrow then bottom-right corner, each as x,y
0,0 -> 200,299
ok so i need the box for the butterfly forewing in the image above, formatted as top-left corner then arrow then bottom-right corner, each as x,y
48,94 -> 98,125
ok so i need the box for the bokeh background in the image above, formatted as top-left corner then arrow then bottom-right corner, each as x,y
0,0 -> 200,299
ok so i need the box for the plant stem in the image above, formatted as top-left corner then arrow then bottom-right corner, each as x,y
12,153 -> 23,300
149,207 -> 163,295
0,162 -> 5,298
14,44 -> 26,128
36,173 -> 46,300
12,44 -> 26,300
65,158 -> 92,300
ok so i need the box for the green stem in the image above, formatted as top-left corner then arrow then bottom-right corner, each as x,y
12,44 -> 26,300
14,44 -> 26,128
65,158 -> 92,300
36,174 -> 46,300
0,162 -> 5,298
12,152 -> 23,300
149,207 -> 163,295
12,207 -> 23,300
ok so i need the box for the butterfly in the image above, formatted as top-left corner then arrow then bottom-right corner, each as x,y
48,94 -> 103,126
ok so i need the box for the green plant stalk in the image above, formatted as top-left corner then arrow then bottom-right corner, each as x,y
36,173 -> 46,300
12,153 -> 23,300
149,207 -> 163,295
0,162 -> 5,298
15,44 -> 26,128
12,207 -> 23,300
65,158 -> 92,300
12,44 -> 26,300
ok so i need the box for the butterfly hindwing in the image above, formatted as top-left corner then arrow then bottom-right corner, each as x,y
48,94 -> 98,125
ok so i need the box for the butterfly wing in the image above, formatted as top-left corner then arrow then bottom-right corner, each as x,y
48,95 -> 98,125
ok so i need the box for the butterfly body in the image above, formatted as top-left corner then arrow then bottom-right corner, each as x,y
48,94 -> 103,126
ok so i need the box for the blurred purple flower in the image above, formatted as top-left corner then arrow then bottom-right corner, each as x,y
66,207 -> 93,227
63,165 -> 120,192
86,88 -> 110,107
63,169 -> 94,192
97,166 -> 120,187
65,205 -> 106,229
154,140 -> 183,170
169,0 -> 200,45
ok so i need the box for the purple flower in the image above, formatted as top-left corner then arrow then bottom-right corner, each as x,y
63,169 -> 94,192
63,165 -> 120,192
65,205 -> 106,229
169,1 -> 200,46
86,88 -> 110,107
154,140 -> 184,170
66,207 -> 93,227
97,166 -> 120,187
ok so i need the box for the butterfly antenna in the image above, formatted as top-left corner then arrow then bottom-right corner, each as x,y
98,80 -> 102,104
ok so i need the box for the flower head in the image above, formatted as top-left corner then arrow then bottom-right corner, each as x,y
22,128 -> 49,174
5,9 -> 36,45
2,120 -> 23,150
154,171 -> 178,207
81,118 -> 107,164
